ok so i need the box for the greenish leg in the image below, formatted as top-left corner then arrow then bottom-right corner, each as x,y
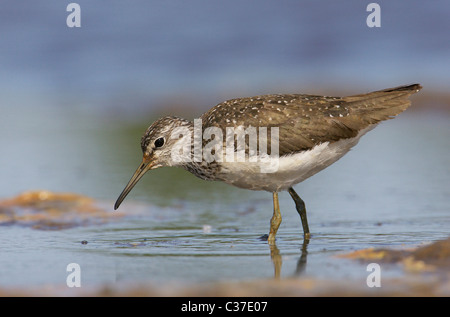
288,187 -> 311,240
268,192 -> 282,244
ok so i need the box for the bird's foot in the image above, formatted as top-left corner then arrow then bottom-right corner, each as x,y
259,233 -> 276,244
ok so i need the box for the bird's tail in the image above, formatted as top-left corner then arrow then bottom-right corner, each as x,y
342,84 -> 422,124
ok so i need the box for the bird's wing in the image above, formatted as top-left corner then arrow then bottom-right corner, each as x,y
201,84 -> 422,156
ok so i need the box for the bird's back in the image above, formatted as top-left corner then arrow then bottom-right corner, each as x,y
201,84 -> 422,156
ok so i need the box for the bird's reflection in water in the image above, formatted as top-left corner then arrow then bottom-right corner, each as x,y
269,238 -> 309,278
269,243 -> 282,278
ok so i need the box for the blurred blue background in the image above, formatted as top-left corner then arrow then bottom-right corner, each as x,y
0,0 -> 449,199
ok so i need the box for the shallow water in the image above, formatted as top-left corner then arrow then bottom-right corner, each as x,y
0,110 -> 448,292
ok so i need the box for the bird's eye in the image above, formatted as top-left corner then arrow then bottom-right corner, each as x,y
154,137 -> 165,148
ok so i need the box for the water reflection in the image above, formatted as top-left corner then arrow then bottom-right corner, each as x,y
269,243 -> 282,278
269,238 -> 309,278
295,239 -> 309,276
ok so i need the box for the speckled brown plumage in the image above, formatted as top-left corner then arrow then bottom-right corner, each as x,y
200,84 -> 422,155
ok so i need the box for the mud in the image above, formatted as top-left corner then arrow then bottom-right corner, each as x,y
0,190 -> 123,230
340,237 -> 450,274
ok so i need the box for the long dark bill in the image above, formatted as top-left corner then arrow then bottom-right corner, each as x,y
114,158 -> 152,210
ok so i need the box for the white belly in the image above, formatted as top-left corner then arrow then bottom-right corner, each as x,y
217,126 -> 374,192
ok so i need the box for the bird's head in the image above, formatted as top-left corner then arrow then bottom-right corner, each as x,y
114,116 -> 192,210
